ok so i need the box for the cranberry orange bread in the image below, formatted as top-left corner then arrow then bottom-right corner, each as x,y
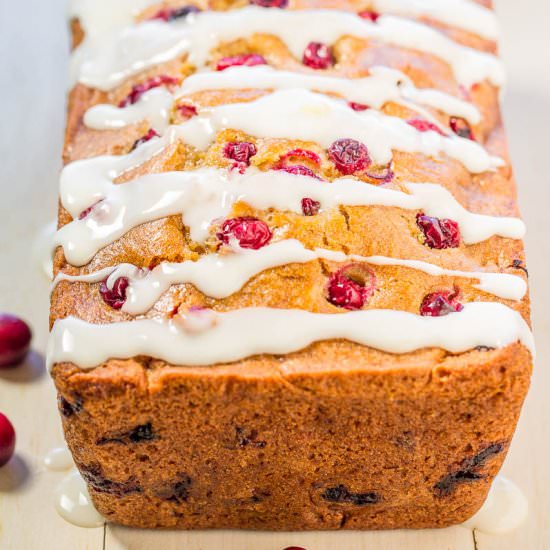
48,0 -> 533,529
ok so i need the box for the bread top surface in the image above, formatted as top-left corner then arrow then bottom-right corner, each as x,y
50,0 -> 533,379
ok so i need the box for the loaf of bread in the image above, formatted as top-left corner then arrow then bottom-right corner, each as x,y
48,0 -> 533,529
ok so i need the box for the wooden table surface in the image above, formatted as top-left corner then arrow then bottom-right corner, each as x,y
0,0 -> 548,548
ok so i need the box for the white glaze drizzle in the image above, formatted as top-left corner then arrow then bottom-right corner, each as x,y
44,446 -> 74,472
52,239 -> 526,315
47,302 -> 534,370
176,90 -> 500,172
84,65 -> 481,132
54,469 -> 104,528
69,0 -> 499,42
464,476 -> 528,534
31,220 -> 57,280
70,7 -> 505,91
54,160 -> 525,266
371,0 -> 498,40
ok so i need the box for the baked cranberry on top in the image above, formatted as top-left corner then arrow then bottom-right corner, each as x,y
407,118 -> 446,136
449,117 -> 475,140
326,264 -> 376,310
328,138 -> 371,175
119,75 -> 179,107
100,277 -> 130,310
217,217 -> 272,250
416,213 -> 461,249
358,10 -> 380,22
216,54 -> 267,72
302,42 -> 334,70
301,198 -> 321,216
224,141 -> 257,173
420,289 -> 464,317
151,5 -> 200,22
250,0 -> 288,7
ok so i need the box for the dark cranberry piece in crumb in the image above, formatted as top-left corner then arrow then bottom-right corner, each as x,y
216,54 -> 267,72
151,5 -> 200,21
119,75 -> 179,107
449,116 -> 475,140
358,10 -> 380,22
321,484 -> 380,505
131,128 -> 159,151
420,289 -> 463,317
177,104 -> 198,119
327,264 -> 376,310
407,118 -> 445,136
301,198 -> 321,216
416,212 -> 461,249
59,395 -> 83,417
0,413 -> 15,467
302,42 -> 334,70
250,0 -> 288,7
434,442 -> 504,497
277,164 -> 320,179
364,164 -> 394,183
99,277 -> 130,310
510,258 -> 528,276
349,101 -> 370,111
283,547 -> 307,550
224,141 -> 257,171
328,138 -> 371,175
217,217 -> 272,250
0,314 -> 32,368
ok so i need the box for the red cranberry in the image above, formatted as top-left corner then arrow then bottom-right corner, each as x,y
277,165 -> 320,179
250,0 -> 288,7
301,198 -> 320,216
326,264 -> 376,310
119,75 -> 179,107
449,117 -> 475,140
364,163 -> 394,183
416,213 -> 461,249
328,138 -> 371,175
349,102 -> 369,111
217,217 -> 272,250
420,289 -> 463,317
99,277 -> 130,310
131,128 -> 159,151
0,413 -> 15,467
177,104 -> 198,119
216,54 -> 267,72
278,148 -> 321,167
407,118 -> 446,136
0,314 -> 32,368
78,200 -> 102,220
151,5 -> 200,21
283,547 -> 307,550
302,42 -> 334,70
224,141 -> 257,171
358,10 -> 380,22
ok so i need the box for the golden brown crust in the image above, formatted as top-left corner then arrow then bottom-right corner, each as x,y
51,0 -> 532,529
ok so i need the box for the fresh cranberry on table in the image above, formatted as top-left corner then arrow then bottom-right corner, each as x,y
0,314 -> 32,368
0,413 -> 16,467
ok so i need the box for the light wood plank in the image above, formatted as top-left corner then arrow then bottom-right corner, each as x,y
105,526 -> 475,550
